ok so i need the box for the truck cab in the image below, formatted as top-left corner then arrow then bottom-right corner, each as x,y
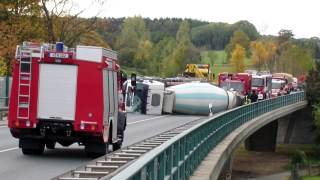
271,79 -> 287,97
251,74 -> 272,100
218,72 -> 251,96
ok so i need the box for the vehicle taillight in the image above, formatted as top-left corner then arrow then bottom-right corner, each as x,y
91,124 -> 96,131
80,123 -> 85,130
26,120 -> 31,127
14,120 -> 20,127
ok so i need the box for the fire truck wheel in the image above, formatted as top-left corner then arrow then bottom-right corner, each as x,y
45,141 -> 56,149
20,139 -> 45,155
113,130 -> 124,151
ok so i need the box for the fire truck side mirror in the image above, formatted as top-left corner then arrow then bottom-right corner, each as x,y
131,73 -> 137,87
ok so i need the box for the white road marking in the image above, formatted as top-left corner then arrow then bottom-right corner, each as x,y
0,147 -> 18,153
128,115 -> 170,125
0,116 -> 170,153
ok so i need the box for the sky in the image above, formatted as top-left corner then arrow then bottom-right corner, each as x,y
75,0 -> 319,39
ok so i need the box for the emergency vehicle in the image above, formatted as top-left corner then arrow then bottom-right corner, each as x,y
272,73 -> 294,93
8,42 -> 127,156
218,72 -> 252,96
251,74 -> 272,100
271,78 -> 287,97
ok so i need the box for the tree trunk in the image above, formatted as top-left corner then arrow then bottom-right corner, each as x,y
41,0 -> 55,43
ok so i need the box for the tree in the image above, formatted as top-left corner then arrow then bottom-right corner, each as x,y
134,39 -> 153,69
230,44 -> 245,72
148,37 -> 176,76
306,60 -> 320,142
306,60 -> 320,105
79,31 -> 109,48
278,29 -> 294,45
0,0 -> 43,75
116,16 -> 152,70
251,41 -> 268,71
40,0 -> 105,46
231,21 -> 259,40
264,40 -> 278,73
191,22 -> 232,50
225,30 -> 250,60
163,21 -> 200,76
277,43 -> 314,76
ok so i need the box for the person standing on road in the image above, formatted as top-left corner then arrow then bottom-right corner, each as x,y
250,90 -> 258,102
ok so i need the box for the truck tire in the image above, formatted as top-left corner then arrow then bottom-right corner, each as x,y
85,142 -> 107,157
20,138 -> 45,155
113,130 -> 124,151
113,112 -> 126,151
45,141 -> 56,149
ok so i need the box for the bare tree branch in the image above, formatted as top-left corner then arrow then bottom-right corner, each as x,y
41,0 -> 56,43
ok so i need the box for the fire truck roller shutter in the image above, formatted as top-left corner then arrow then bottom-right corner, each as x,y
37,64 -> 78,120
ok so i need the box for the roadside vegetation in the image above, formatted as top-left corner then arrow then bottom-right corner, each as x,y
233,144 -> 320,178
303,176 -> 320,180
1,1 -> 319,77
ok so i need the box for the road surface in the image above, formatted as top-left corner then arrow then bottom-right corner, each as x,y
0,113 -> 203,180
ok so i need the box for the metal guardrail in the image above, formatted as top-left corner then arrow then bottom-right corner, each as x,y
55,118 -> 205,180
0,106 -> 8,122
110,92 -> 306,180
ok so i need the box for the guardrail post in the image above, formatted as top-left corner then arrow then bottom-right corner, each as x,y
158,153 -> 165,180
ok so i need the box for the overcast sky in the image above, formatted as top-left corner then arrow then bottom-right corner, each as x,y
76,0 -> 319,38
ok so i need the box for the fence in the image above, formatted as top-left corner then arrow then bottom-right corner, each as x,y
109,92 -> 306,180
0,76 -> 12,107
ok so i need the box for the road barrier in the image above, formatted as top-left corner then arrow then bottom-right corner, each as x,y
109,92 -> 306,180
0,76 -> 11,107
0,106 -> 8,121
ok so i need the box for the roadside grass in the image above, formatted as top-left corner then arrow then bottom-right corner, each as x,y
234,144 -> 320,173
200,50 -> 253,77
303,176 -> 320,180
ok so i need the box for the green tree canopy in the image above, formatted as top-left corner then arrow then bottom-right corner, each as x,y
225,30 -> 250,60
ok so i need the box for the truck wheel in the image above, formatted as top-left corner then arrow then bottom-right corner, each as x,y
113,130 -> 124,151
46,141 -> 56,149
85,142 -> 107,157
20,139 -> 45,155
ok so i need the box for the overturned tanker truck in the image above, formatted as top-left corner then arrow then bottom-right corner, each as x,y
125,79 -> 243,116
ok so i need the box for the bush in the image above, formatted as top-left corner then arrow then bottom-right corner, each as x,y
292,150 -> 308,166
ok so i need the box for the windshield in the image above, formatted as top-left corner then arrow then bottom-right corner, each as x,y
272,82 -> 283,89
221,81 -> 244,92
252,78 -> 264,87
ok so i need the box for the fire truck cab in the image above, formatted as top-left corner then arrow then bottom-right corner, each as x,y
8,42 -> 126,156
251,74 -> 272,100
218,72 -> 252,96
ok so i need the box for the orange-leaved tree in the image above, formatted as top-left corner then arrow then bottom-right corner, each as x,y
251,41 -> 268,71
230,44 -> 245,72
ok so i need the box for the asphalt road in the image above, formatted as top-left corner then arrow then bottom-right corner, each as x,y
0,113 -> 203,180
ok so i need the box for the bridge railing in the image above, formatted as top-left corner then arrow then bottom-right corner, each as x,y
109,91 -> 306,180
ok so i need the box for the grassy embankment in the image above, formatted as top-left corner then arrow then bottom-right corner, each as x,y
200,50 -> 253,77
233,144 -> 320,178
122,50 -> 253,78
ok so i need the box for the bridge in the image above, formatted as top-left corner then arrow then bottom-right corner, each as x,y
0,91 -> 307,180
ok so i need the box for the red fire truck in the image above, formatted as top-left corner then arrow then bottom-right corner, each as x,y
218,72 -> 252,95
8,42 -> 127,156
251,74 -> 272,100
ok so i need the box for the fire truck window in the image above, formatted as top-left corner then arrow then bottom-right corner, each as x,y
151,94 -> 161,106
20,63 -> 30,72
252,78 -> 264,87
